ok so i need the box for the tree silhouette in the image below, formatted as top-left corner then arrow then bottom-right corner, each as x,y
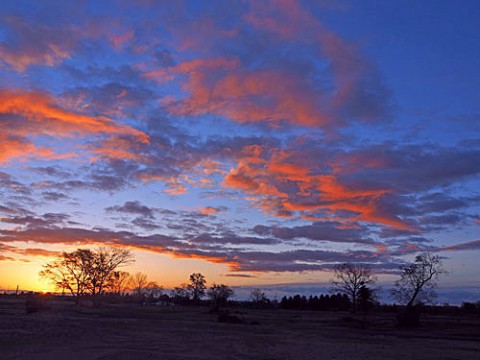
392,253 -> 445,327
250,288 -> 269,305
40,247 -> 133,305
208,283 -> 234,311
392,253 -> 445,308
130,272 -> 163,303
331,263 -> 376,312
358,284 -> 375,312
188,273 -> 206,302
279,293 -> 350,311
87,248 -> 134,302
107,271 -> 131,296
40,249 -> 92,304
170,284 -> 190,304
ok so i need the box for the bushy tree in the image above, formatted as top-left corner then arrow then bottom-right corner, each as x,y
40,249 -> 92,304
88,248 -> 134,299
331,263 -> 376,312
40,247 -> 133,305
208,284 -> 234,310
358,285 -> 376,312
188,273 -> 206,302
170,284 -> 190,304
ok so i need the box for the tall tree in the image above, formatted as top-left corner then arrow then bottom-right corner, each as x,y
331,263 -> 376,312
188,273 -> 206,302
87,248 -> 134,301
392,253 -> 445,308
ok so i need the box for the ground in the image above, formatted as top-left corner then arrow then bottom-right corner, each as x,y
0,297 -> 479,359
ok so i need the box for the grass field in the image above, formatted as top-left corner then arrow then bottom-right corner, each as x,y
1,297 -> 479,359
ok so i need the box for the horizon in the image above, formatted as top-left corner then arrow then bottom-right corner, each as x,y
0,0 -> 479,305
2,276 -> 480,306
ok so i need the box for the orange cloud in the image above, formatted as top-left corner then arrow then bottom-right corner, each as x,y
199,206 -> 227,215
0,90 -> 149,163
108,29 -> 135,50
0,43 -> 69,72
221,145 -> 409,229
245,0 -> 374,123
147,58 -> 332,128
0,90 -> 148,139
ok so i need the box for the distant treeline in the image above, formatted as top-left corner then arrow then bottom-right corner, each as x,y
1,292 -> 479,316
279,293 -> 352,311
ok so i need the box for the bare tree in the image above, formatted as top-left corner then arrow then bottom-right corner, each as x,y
106,271 -> 131,296
130,272 -> 162,302
130,272 -> 150,296
392,253 -> 445,308
208,284 -> 234,310
331,263 -> 376,312
188,273 -> 206,302
40,247 -> 133,305
250,288 -> 268,303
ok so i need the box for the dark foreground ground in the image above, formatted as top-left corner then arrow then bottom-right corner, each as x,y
1,297 -> 479,360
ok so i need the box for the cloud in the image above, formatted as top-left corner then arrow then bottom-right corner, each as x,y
252,221 -> 372,244
139,0 -> 390,131
0,89 -> 149,163
0,90 -> 148,139
0,255 -> 14,261
223,273 -> 257,278
14,248 -> 60,257
106,201 -> 155,219
441,240 -> 480,252
189,233 -> 280,246
41,191 -> 69,202
0,16 -> 75,71
0,172 -> 31,195
196,205 -> 229,216
0,213 -> 70,228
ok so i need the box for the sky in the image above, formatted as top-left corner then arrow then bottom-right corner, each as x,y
0,0 -> 479,302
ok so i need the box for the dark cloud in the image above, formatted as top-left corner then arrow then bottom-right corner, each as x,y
0,213 -> 70,228
0,172 -> 31,195
252,221 -> 371,244
42,191 -> 69,201
32,166 -> 72,178
106,201 -> 155,219
131,217 -> 162,231
441,240 -> 480,252
189,233 -> 279,246
223,273 -> 256,278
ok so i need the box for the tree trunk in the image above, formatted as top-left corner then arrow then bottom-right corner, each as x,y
407,288 -> 420,309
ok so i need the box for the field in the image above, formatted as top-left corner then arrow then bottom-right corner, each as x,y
1,297 -> 479,359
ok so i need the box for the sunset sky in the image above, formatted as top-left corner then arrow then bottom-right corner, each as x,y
0,0 -> 479,301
